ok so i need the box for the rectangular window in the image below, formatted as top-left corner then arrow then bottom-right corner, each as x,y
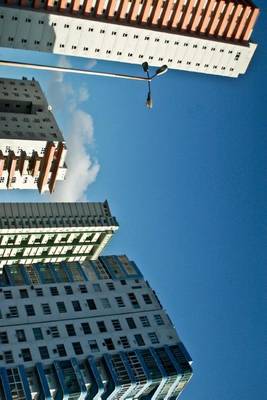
19,289 -> 28,298
50,287 -> 59,296
0,331 -> 8,344
35,288 -> 43,297
115,296 -> 125,307
3,290 -> 12,299
154,315 -> 164,325
4,351 -> 14,363
41,303 -> 51,315
8,306 -> 18,318
134,334 -> 145,346
39,346 -> 49,360
16,329 -> 26,342
21,348 -> 32,362
81,322 -> 91,335
49,326 -> 60,338
103,338 -> 115,350
72,342 -> 83,355
126,317 -> 136,329
106,282 -> 115,291
66,324 -> 76,337
128,293 -> 140,309
57,344 -> 67,357
97,321 -> 107,333
143,294 -> 152,304
139,316 -> 150,327
93,283 -> 101,292
72,300 -> 82,312
25,304 -> 35,316
57,302 -> 67,313
33,327 -> 43,340
87,299 -> 97,310
112,320 -> 122,331
64,285 -> 73,295
88,340 -> 99,352
79,284 -> 88,293
100,298 -> 111,309
148,332 -> 159,344
120,336 -> 130,349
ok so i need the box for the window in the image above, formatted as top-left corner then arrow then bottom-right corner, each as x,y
4,290 -> 12,299
41,303 -> 51,315
72,342 -> 83,355
4,351 -> 14,363
81,322 -> 91,334
143,294 -> 152,304
79,284 -> 88,293
72,300 -> 82,312
66,324 -> 76,337
126,317 -> 136,329
21,348 -> 32,362
19,289 -> 28,298
139,316 -> 150,327
0,331 -> 8,344
115,296 -> 125,307
87,299 -> 97,310
64,285 -> 73,295
128,293 -> 140,309
135,334 -> 145,346
57,344 -> 67,357
104,338 -> 115,350
93,283 -> 101,292
33,327 -> 43,340
148,332 -> 159,344
8,306 -> 18,318
112,320 -> 122,331
49,326 -> 60,338
25,304 -> 35,316
154,315 -> 164,325
106,282 -> 115,291
89,340 -> 99,352
97,321 -> 107,333
16,330 -> 26,342
57,302 -> 67,313
35,288 -> 43,297
39,346 -> 49,360
50,287 -> 59,296
120,280 -> 126,286
100,298 -> 111,309
120,336 -> 130,349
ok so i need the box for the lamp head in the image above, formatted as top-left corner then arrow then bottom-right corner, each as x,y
155,65 -> 168,76
142,62 -> 149,73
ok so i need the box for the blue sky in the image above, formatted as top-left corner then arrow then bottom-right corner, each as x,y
0,3 -> 267,399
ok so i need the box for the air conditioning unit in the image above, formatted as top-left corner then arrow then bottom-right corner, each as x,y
46,330 -> 51,335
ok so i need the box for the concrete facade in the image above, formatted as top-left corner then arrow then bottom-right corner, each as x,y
0,0 -> 260,77
0,77 -> 67,193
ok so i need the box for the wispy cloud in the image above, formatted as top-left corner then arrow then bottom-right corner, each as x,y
46,56 -> 100,202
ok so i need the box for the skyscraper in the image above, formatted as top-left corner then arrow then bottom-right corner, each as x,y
0,0 -> 260,77
0,255 -> 192,399
0,77 -> 67,193
0,201 -> 118,269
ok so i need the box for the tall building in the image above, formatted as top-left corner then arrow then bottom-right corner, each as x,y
0,0 -> 260,77
0,255 -> 192,399
0,77 -> 67,193
0,201 -> 118,269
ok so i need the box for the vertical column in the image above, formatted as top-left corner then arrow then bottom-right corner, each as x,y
37,142 -> 56,193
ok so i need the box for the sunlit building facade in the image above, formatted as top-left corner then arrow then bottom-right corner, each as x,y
0,0 -> 260,77
0,201 -> 118,269
0,255 -> 193,399
0,77 -> 67,193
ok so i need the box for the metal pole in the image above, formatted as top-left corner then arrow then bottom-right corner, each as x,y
0,59 -> 151,82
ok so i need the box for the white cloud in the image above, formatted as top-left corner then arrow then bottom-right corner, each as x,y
45,57 -> 100,202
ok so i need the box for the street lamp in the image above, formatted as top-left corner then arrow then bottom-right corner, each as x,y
142,62 -> 168,109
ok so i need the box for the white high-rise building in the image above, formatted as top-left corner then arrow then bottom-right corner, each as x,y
0,255 -> 193,399
0,0 -> 260,77
0,77 -> 67,193
0,201 -> 119,269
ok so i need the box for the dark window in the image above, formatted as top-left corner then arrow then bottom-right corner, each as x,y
128,293 -> 140,309
120,336 -> 130,349
25,304 -> 35,316
21,348 -> 32,362
35,288 -> 43,296
106,282 -> 115,291
72,300 -> 82,312
97,321 -> 107,333
64,285 -> 73,295
88,340 -> 99,352
115,296 -> 125,307
4,351 -> 14,363
33,327 -> 43,340
126,317 -> 136,329
57,302 -> 67,313
134,334 -> 145,346
41,303 -> 51,315
50,287 -> 59,296
0,331 -> 8,344
79,284 -> 88,293
57,344 -> 67,357
72,342 -> 83,355
16,329 -> 26,342
19,289 -> 28,298
143,294 -> 152,304
3,290 -> 12,299
87,299 -> 97,310
81,322 -> 91,334
104,338 -> 115,350
39,346 -> 49,360
112,320 -> 122,331
66,324 -> 76,336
